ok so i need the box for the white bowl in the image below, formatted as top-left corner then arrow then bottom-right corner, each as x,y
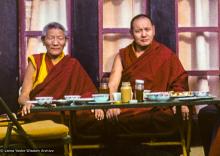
156,94 -> 170,101
146,92 -> 170,101
143,90 -> 151,99
92,94 -> 109,102
147,93 -> 158,101
35,96 -> 53,105
64,95 -> 81,101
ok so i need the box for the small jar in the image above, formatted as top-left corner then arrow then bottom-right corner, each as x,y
121,82 -> 132,103
135,79 -> 144,102
99,82 -> 109,94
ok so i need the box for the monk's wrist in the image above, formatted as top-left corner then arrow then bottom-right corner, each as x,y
20,100 -> 29,107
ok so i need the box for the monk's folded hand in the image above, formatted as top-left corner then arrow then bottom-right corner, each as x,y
106,108 -> 120,120
172,106 -> 176,114
181,105 -> 189,120
172,105 -> 189,120
21,102 -> 34,116
94,109 -> 105,120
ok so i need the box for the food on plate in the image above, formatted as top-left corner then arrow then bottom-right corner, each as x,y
169,91 -> 193,97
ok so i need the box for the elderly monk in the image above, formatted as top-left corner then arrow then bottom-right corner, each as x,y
95,14 -> 189,136
18,22 -> 97,121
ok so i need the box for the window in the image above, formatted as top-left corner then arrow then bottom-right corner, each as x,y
19,0 -> 72,82
98,0 -> 148,78
99,0 -> 220,100
177,0 -> 220,99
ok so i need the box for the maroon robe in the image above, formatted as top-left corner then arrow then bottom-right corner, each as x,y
113,40 -> 189,134
120,40 -> 188,92
30,54 -> 97,99
23,54 -> 98,123
68,41 -> 188,139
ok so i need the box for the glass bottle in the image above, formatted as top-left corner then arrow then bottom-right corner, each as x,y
135,79 -> 144,102
99,82 -> 109,94
121,82 -> 132,103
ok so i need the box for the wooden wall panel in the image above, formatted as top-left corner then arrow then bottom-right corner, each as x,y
150,0 -> 176,52
0,0 -> 19,113
72,0 -> 99,87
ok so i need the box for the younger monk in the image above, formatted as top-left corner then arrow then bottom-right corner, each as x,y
95,14 -> 189,135
18,22 -> 97,120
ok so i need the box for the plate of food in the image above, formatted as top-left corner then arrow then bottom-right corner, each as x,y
64,95 -> 81,101
169,91 -> 194,98
193,91 -> 209,97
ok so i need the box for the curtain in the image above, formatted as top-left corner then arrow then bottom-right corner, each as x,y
25,0 -> 68,62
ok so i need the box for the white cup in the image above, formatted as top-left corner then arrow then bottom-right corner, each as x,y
113,92 -> 121,102
143,90 -> 151,99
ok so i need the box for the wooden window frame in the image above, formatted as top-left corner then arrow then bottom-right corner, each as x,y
175,1 -> 220,76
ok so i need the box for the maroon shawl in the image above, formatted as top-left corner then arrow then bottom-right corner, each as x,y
113,40 -> 189,134
30,54 -> 97,99
120,40 -> 188,92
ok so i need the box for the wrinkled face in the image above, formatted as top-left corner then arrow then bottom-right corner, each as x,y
43,28 -> 66,57
131,17 -> 155,48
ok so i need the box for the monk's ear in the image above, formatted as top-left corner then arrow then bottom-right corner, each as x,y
129,29 -> 134,37
65,37 -> 68,42
41,36 -> 46,46
152,25 -> 155,36
42,41 -> 46,46
63,37 -> 68,46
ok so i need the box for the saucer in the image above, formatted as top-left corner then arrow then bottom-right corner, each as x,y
74,98 -> 94,102
87,101 -> 113,104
